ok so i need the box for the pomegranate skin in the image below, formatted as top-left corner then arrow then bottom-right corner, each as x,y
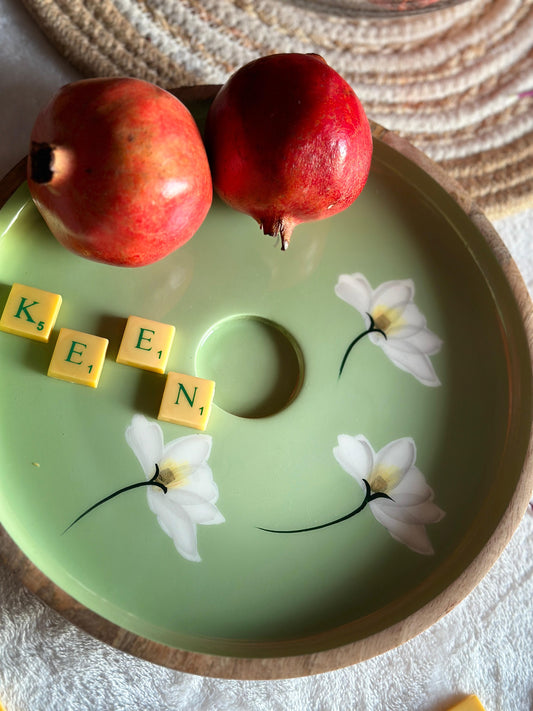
28,78 -> 212,267
204,53 -> 373,249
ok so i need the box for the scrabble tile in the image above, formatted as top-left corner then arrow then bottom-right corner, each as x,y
446,696 -> 485,711
48,328 -> 108,388
0,283 -> 62,342
116,315 -> 175,374
158,372 -> 215,431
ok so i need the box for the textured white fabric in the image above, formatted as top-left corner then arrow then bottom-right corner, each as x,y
0,0 -> 532,709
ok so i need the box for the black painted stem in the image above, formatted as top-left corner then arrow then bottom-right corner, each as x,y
338,313 -> 387,378
258,479 -> 392,534
63,464 -> 167,534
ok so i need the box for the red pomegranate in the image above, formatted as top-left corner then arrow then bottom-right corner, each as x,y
28,78 -> 212,267
205,53 -> 373,250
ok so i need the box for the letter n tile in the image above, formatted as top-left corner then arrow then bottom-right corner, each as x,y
158,372 -> 215,431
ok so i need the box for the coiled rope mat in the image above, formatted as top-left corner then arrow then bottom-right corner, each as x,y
21,0 -> 533,219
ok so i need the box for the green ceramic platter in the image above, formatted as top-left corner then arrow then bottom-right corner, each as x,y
0,108 -> 532,678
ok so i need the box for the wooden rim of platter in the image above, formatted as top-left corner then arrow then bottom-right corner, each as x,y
0,85 -> 532,680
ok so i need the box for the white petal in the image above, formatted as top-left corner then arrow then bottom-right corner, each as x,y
375,437 -> 417,480
387,490 -> 430,506
198,507 -> 225,525
411,500 -> 445,524
371,279 -> 414,310
387,328 -> 443,356
162,434 -> 212,472
166,489 -> 210,506
377,496 -> 445,525
391,465 -> 434,502
385,301 -> 427,337
125,415 -> 164,479
381,341 -> 441,386
370,503 -> 435,555
333,434 -> 374,487
167,489 -> 225,525
334,273 -> 372,316
408,328 -> 443,355
183,463 -> 220,504
147,489 -> 201,562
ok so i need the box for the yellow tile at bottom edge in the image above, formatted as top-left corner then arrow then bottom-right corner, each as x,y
446,695 -> 485,711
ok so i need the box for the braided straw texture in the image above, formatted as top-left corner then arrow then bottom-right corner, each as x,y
21,0 -> 533,219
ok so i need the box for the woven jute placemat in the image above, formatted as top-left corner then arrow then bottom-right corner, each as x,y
21,0 -> 533,219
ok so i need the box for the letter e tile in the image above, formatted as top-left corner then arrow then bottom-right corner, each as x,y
158,372 -> 215,431
116,315 -> 176,374
48,328 -> 108,388
0,283 -> 62,342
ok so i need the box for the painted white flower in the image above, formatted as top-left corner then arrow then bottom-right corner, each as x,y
125,415 -> 224,562
333,434 -> 444,555
335,273 -> 442,386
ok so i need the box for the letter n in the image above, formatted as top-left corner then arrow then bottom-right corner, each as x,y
175,383 -> 197,408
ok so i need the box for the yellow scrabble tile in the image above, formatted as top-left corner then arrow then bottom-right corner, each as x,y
48,328 -> 108,388
447,695 -> 485,711
116,315 -> 175,374
0,283 -> 62,342
158,371 -> 215,431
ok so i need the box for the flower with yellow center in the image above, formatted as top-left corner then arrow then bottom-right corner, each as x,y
259,433 -> 444,555
126,415 -> 224,562
333,434 -> 445,555
335,273 -> 442,385
64,415 -> 224,563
